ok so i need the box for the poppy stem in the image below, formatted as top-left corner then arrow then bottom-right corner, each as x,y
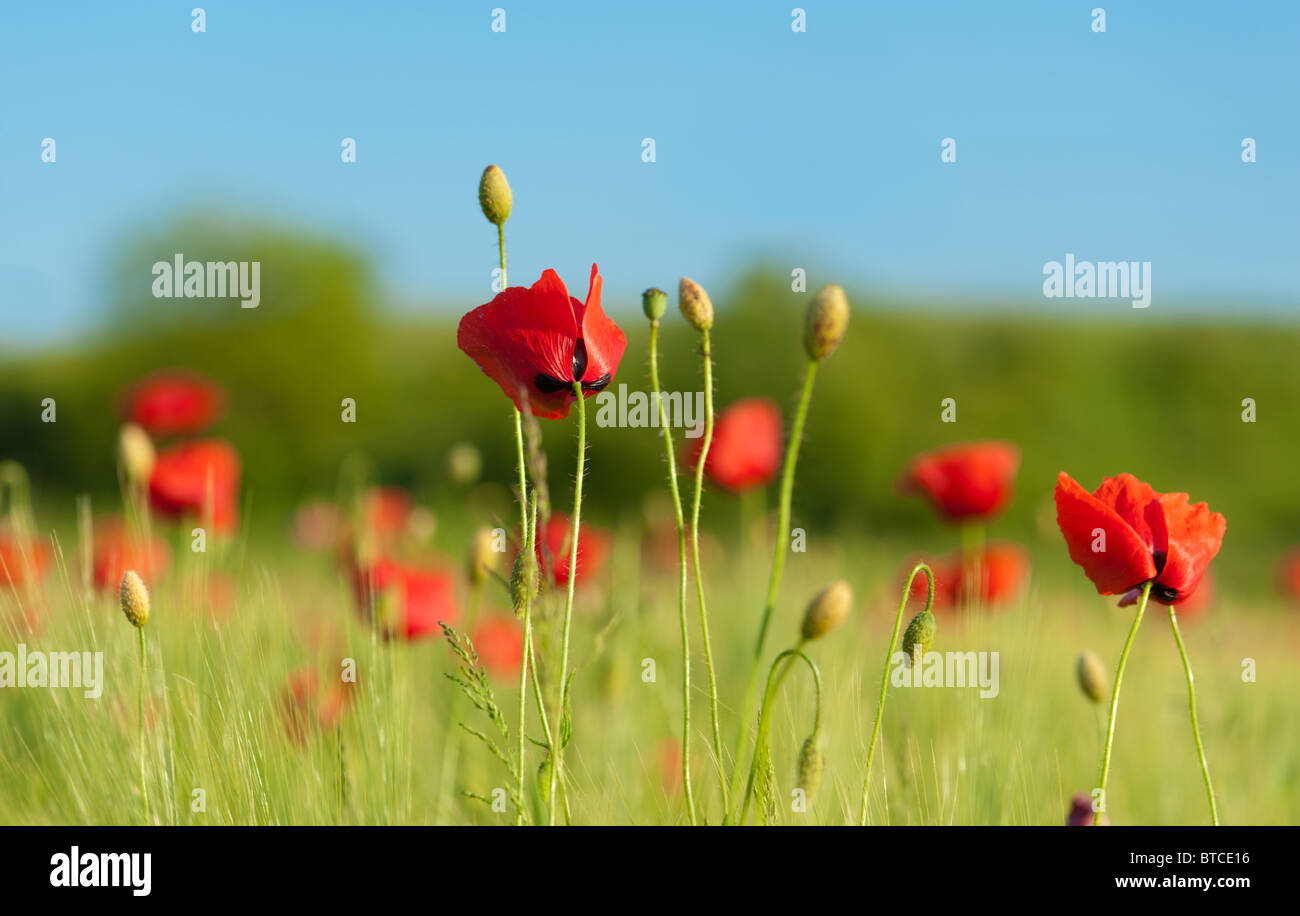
689,328 -> 726,820
728,358 -> 818,818
859,562 -> 933,825
1094,579 -> 1152,825
1167,605 -> 1219,825
138,624 -> 149,825
648,320 -> 698,823
548,383 -> 587,825
739,648 -> 820,825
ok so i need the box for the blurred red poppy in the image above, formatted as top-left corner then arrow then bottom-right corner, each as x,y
472,615 -> 524,680
536,515 -> 610,587
149,439 -> 241,532
121,371 -> 224,437
905,542 -> 1029,610
690,397 -> 782,493
352,558 -> 460,640
901,441 -> 1020,522
1055,472 -> 1225,606
0,534 -> 49,588
362,486 -> 412,540
280,668 -> 355,745
92,517 -> 171,590
457,264 -> 626,420
1276,548 -> 1300,604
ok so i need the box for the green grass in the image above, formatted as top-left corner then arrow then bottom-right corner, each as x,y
3,505 -> 1296,826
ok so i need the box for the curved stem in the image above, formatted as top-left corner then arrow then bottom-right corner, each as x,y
728,358 -> 818,816
1093,580 -> 1152,825
740,648 -> 821,825
138,626 -> 149,825
859,562 -> 933,825
689,330 -> 726,817
649,321 -> 697,823
548,383 -> 586,824
1168,604 -> 1219,825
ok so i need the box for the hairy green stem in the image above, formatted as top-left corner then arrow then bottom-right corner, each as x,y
1168,604 -> 1219,825
649,321 -> 697,823
138,625 -> 149,825
859,562 -> 933,825
740,648 -> 821,825
1093,580 -> 1152,825
728,358 -> 818,817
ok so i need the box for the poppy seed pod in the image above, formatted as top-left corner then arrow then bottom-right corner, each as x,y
120,569 -> 150,628
509,551 -> 538,617
804,284 -> 849,361
1076,650 -> 1107,704
468,527 -> 498,586
118,423 -> 155,486
478,164 -> 512,226
796,736 -> 824,802
800,580 -> 853,641
678,277 -> 714,332
642,287 -> 667,322
901,608 -> 935,664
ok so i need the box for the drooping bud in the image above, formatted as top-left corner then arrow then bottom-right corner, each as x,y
800,580 -> 853,641
804,284 -> 849,361
118,423 -> 155,487
468,527 -> 498,586
678,277 -> 714,332
478,164 -> 513,226
509,550 -> 538,617
120,569 -> 150,628
1076,650 -> 1107,705
796,736 -> 825,802
901,608 -> 936,664
642,287 -> 667,322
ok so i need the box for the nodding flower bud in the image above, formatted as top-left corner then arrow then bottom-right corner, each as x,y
468,527 -> 498,586
800,580 -> 853,641
118,423 -> 155,487
642,287 -> 667,322
678,277 -> 714,332
796,736 -> 825,802
804,284 -> 849,361
1076,650 -> 1107,705
120,570 -> 150,628
901,608 -> 935,664
509,550 -> 538,617
478,164 -> 513,226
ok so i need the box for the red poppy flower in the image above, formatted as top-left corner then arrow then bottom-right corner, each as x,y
0,534 -> 49,588
905,542 -> 1029,610
92,517 -> 171,590
457,264 -> 627,420
901,441 -> 1020,522
535,515 -> 611,587
149,439 -> 241,532
690,397 -> 782,493
1055,472 -> 1225,606
472,615 -> 524,680
352,558 -> 460,640
121,370 -> 224,437
280,668 -> 356,745
1276,548 -> 1300,604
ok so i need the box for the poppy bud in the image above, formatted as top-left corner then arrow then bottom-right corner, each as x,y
468,527 -> 498,586
901,608 -> 935,664
1076,650 -> 1107,704
118,423 -> 155,486
120,569 -> 150,628
478,164 -> 513,226
796,736 -> 824,802
804,284 -> 849,361
678,277 -> 714,332
642,287 -> 667,322
509,550 -> 538,617
800,580 -> 853,641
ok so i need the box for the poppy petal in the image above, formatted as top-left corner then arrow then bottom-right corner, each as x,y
577,263 -> 626,388
1153,492 -> 1226,604
1054,472 -> 1157,595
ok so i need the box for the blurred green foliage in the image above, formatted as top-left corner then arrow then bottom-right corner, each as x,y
3,220 -> 1298,582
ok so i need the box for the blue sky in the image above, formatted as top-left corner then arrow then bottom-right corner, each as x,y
2,1 -> 1298,345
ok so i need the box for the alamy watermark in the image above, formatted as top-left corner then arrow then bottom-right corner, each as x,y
891,650 -> 1000,698
151,254 -> 260,308
1042,254 -> 1150,308
0,644 -> 104,699
593,384 -> 705,438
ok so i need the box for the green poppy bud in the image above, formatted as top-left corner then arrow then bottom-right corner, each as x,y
478,164 -> 513,226
800,580 -> 853,641
796,736 -> 824,803
678,277 -> 714,332
642,287 -> 667,322
120,570 -> 150,628
1076,650 -> 1107,705
804,284 -> 849,361
901,608 -> 936,664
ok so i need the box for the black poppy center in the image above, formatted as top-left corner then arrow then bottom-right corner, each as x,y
532,340 -> 612,395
